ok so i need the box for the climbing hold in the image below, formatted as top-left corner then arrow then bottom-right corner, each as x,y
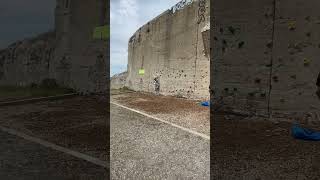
222,39 -> 227,45
266,40 -> 273,48
238,41 -> 245,49
288,21 -> 296,31
290,75 -> 297,79
220,28 -> 223,34
306,32 -> 311,37
303,58 -> 311,66
273,76 -> 279,82
305,16 -> 311,21
228,26 -> 236,35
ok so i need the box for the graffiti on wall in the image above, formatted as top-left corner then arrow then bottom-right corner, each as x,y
197,0 -> 206,24
171,0 -> 193,14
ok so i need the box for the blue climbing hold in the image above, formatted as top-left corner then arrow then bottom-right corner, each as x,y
201,101 -> 210,107
291,124 -> 320,141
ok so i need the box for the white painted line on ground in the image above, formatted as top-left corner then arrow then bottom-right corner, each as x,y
110,101 -> 210,140
0,126 -> 107,168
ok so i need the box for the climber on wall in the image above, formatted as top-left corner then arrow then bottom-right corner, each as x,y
317,72 -> 320,99
153,76 -> 160,96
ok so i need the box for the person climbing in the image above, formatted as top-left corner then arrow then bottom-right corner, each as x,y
153,76 -> 160,95
317,72 -> 320,99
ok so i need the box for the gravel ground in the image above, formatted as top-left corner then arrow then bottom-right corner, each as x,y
211,112 -> 320,180
111,103 -> 209,179
0,131 -> 106,180
0,95 -> 109,162
111,91 -> 210,136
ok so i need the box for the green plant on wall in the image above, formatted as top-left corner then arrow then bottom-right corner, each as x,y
93,25 -> 109,40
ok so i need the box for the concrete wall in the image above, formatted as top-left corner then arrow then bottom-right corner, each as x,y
111,71 -> 128,90
212,0 -> 320,118
0,0 -> 108,94
52,0 -> 108,93
0,32 -> 56,87
126,0 -> 210,100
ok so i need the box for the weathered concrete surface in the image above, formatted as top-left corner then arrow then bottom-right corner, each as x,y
52,0 -> 108,93
0,32 -> 56,87
212,0 -> 320,118
270,0 -> 320,118
110,71 -> 128,89
0,0 -> 108,94
126,0 -> 210,100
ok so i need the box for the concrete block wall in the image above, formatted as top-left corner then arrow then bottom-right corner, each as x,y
126,0 -> 210,100
212,0 -> 320,118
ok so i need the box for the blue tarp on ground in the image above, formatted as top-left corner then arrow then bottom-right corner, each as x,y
291,124 -> 320,141
201,101 -> 210,107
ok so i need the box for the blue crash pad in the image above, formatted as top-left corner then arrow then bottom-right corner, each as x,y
291,124 -> 320,141
201,101 -> 210,107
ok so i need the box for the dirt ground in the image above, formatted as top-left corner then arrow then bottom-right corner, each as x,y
0,86 -> 74,102
3,89 -> 320,179
112,90 -> 320,179
111,90 -> 210,136
0,95 -> 109,161
212,112 -> 320,179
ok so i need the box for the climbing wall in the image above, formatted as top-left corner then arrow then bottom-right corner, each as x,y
212,0 -> 320,118
270,0 -> 320,117
126,0 -> 210,100
212,0 -> 275,116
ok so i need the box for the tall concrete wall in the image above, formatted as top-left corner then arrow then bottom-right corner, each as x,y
126,0 -> 210,100
212,0 -> 320,118
0,0 -> 108,94
0,32 -> 56,87
51,0 -> 108,93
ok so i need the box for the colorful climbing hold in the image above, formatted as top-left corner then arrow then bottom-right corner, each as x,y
288,21 -> 296,31
303,58 -> 310,66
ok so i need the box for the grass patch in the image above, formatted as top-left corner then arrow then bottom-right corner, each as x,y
110,86 -> 134,95
119,86 -> 132,91
0,85 -> 75,99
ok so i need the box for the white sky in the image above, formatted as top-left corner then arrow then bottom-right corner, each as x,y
110,0 -> 181,76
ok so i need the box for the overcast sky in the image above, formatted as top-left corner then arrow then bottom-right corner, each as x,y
110,0 -> 181,76
0,0 -> 56,49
